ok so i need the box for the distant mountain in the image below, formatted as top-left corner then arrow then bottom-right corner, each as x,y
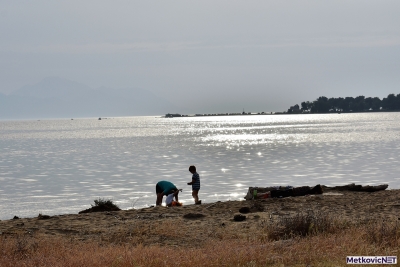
0,77 -> 177,119
12,77 -> 92,100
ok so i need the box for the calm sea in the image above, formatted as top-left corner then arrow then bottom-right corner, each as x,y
1,113 -> 399,220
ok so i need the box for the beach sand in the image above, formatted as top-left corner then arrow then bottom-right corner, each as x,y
1,189 -> 399,248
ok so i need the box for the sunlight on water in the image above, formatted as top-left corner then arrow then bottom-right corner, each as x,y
1,113 -> 400,219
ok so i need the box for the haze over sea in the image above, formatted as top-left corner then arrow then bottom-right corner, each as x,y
1,113 -> 399,220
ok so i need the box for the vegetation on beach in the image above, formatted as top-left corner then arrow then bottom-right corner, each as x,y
1,213 -> 398,266
91,198 -> 119,209
78,198 -> 121,214
287,93 -> 400,113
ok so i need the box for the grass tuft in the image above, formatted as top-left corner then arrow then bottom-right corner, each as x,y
92,198 -> 119,209
79,198 -> 121,214
262,210 -> 343,240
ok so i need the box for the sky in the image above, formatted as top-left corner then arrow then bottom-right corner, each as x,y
1,0 -> 400,113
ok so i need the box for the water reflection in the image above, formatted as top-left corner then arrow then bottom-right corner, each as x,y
1,113 -> 400,219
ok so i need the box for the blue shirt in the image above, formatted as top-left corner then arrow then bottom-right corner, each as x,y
157,181 -> 177,195
192,172 -> 200,190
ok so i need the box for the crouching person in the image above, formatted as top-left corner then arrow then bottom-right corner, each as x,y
156,180 -> 181,206
166,190 -> 183,207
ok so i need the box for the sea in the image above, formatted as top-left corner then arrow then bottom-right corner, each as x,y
1,113 -> 399,220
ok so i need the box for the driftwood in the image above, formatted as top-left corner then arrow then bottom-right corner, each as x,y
323,183 -> 388,192
244,183 -> 388,200
244,186 -> 284,200
244,185 -> 322,200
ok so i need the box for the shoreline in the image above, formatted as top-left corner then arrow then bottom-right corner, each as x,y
1,189 -> 399,247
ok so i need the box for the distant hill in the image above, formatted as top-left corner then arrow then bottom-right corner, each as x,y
0,77 -> 177,119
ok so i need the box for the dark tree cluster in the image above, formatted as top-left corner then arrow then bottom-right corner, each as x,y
287,93 -> 400,114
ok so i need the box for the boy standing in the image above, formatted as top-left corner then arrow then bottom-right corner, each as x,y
187,165 -> 201,204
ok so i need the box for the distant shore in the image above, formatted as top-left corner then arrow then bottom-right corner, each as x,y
164,110 -> 400,118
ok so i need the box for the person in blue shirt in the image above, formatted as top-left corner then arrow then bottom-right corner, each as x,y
156,180 -> 180,206
187,165 -> 201,204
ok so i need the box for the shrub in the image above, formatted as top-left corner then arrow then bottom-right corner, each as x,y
92,198 -> 119,208
79,198 -> 120,214
263,210 -> 337,240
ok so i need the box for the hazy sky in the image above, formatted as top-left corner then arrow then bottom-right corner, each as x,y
1,1 -> 399,113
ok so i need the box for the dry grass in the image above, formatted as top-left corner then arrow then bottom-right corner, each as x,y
1,216 -> 399,267
364,219 -> 400,247
259,210 -> 344,241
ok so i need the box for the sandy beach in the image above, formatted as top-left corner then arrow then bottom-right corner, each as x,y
1,188 -> 399,248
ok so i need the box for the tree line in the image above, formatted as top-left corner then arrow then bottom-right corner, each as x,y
287,93 -> 400,114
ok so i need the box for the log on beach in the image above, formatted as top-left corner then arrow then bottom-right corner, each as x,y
244,183 -> 389,200
323,183 -> 388,192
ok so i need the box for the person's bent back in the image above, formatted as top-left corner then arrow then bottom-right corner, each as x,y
156,180 -> 179,206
